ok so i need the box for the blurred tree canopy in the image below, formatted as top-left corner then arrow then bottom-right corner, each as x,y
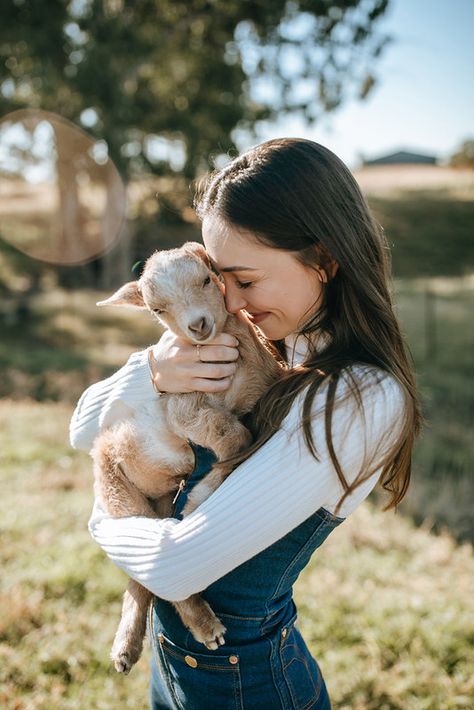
1,0 -> 391,180
0,0 -> 391,295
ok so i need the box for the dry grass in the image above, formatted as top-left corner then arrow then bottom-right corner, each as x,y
354,165 -> 474,200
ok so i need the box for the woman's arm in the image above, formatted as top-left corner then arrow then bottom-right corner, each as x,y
69,349 -> 155,452
69,331 -> 239,452
88,368 -> 405,601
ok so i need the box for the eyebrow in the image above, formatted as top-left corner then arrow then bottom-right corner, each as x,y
220,265 -> 259,273
209,258 -> 259,273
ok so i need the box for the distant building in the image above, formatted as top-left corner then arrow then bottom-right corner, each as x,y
363,150 -> 438,166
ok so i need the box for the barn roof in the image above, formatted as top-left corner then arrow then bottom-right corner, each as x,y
364,150 -> 438,166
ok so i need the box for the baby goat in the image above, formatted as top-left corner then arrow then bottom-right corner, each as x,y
92,241 -> 282,674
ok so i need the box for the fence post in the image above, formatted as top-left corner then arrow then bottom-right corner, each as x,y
425,288 -> 436,363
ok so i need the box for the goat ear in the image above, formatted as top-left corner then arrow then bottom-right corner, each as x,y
183,241 -> 211,268
96,281 -> 146,309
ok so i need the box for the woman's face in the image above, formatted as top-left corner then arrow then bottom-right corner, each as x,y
202,215 -> 324,341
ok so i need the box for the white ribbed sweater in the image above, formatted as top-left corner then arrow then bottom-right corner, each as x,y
70,334 -> 404,602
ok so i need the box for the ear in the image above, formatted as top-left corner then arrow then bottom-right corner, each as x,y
314,244 -> 339,283
182,241 -> 211,268
96,281 -> 146,309
315,261 -> 338,283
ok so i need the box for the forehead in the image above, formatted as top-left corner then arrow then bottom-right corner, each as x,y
202,215 -> 269,269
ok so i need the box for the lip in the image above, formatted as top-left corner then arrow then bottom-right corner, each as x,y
246,311 -> 271,325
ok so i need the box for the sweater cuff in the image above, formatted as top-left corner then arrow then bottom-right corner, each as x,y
117,349 -> 158,409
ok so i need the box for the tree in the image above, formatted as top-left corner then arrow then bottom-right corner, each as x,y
1,0 -> 391,180
449,139 -> 474,169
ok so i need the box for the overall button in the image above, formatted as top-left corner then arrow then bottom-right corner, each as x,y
282,628 -> 288,639
229,655 -> 238,665
185,655 -> 198,668
158,633 -> 164,644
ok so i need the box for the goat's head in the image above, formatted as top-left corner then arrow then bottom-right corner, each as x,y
97,242 -> 228,343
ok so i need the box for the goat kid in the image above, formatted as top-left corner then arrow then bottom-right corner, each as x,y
92,241 -> 282,674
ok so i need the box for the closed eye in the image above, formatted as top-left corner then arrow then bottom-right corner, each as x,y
236,281 -> 252,290
203,275 -> 211,287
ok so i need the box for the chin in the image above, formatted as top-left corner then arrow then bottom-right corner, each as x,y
256,324 -> 288,341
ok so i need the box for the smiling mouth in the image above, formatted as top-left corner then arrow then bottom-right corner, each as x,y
245,311 -> 271,324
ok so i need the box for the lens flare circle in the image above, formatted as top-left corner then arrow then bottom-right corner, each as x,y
0,109 -> 126,265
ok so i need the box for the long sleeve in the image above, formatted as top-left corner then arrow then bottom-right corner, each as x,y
69,349 -> 156,452
87,368 -> 405,601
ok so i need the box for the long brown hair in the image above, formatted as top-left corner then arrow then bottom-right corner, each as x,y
195,138 -> 421,512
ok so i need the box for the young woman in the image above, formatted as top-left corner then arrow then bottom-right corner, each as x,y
70,138 -> 420,709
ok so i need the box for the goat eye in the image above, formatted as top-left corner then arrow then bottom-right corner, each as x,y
153,308 -> 164,315
203,276 -> 211,286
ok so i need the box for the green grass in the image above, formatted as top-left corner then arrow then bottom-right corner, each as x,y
0,400 -> 472,708
369,190 -> 474,279
0,288 -> 161,402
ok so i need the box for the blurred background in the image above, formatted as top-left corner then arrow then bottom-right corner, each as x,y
1,1 -> 473,708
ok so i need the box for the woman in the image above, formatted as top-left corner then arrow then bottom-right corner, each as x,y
70,138 -> 420,709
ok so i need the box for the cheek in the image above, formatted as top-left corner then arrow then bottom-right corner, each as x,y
284,273 -> 323,318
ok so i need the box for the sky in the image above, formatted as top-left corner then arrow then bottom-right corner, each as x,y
251,0 -> 474,168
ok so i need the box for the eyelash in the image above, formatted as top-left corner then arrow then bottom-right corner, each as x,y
211,260 -> 253,290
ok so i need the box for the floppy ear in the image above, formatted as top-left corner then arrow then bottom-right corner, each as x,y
182,241 -> 211,268
96,281 -> 146,309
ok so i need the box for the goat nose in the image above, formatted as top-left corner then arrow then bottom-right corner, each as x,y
188,317 -> 211,339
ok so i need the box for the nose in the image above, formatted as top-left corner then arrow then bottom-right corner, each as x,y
188,316 -> 213,340
224,285 -> 248,314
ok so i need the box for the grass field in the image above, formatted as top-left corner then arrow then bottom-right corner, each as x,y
1,400 -> 472,710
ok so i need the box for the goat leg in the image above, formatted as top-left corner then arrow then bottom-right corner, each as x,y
92,429 -> 160,673
111,580 -> 153,673
181,466 -> 229,516
173,595 -> 226,650
168,403 -> 252,466
92,428 -> 157,518
172,406 -> 252,517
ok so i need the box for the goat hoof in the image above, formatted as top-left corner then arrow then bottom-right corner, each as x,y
193,617 -> 227,650
113,652 -> 133,674
204,631 -> 226,650
204,633 -> 225,651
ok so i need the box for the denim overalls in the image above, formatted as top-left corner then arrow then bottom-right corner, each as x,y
148,445 -> 344,709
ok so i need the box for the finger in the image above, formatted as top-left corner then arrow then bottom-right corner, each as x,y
209,333 -> 239,347
192,376 -> 234,392
195,362 -> 238,379
199,345 -> 239,363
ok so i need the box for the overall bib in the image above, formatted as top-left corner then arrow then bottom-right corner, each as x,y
148,445 -> 344,710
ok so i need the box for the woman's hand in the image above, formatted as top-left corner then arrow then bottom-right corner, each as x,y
151,330 -> 240,393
